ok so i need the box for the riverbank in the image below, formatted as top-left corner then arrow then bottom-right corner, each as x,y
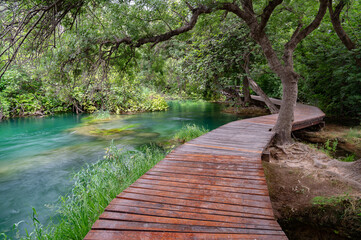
0,92 -> 168,121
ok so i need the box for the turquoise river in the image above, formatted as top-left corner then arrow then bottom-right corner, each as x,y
0,101 -> 250,236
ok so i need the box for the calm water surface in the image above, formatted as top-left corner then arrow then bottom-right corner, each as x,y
0,101 -> 245,235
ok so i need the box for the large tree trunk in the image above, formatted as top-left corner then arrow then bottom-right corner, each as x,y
273,73 -> 298,144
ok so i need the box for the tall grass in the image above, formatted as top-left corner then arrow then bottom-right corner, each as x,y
173,124 -> 209,143
4,144 -> 167,240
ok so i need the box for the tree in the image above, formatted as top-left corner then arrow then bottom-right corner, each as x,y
0,0 -> 330,144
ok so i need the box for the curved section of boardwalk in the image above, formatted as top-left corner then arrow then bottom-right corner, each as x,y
85,98 -> 325,240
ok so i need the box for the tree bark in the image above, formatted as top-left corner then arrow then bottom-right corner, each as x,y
328,0 -> 361,68
247,76 -> 279,114
242,51 -> 278,113
273,74 -> 299,144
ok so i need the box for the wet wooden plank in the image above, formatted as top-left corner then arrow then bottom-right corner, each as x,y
91,220 -> 286,235
104,205 -> 279,227
109,198 -> 274,219
158,159 -> 264,171
149,165 -> 266,179
121,188 -> 272,209
116,193 -> 275,216
85,230 -> 288,240
132,178 -> 269,196
142,172 -> 268,189
99,212 -> 280,230
128,182 -> 270,201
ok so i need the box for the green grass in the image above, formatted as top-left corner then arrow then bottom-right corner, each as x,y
173,124 -> 209,143
311,194 -> 361,217
3,144 -> 167,240
346,127 -> 361,140
340,154 -> 356,162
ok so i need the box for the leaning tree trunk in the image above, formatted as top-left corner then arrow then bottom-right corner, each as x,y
273,73 -> 299,144
242,53 -> 278,114
247,76 -> 279,114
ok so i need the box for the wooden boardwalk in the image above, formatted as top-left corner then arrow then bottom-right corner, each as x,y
84,98 -> 325,240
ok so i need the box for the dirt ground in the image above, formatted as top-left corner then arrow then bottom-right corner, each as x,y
263,142 -> 361,239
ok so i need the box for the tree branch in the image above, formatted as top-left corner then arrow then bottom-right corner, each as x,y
328,0 -> 356,50
134,5 -> 212,47
218,2 -> 251,24
259,0 -> 283,32
286,0 -> 328,51
328,0 -> 360,67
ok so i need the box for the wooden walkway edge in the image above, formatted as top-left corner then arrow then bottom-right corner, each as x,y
84,98 -> 325,240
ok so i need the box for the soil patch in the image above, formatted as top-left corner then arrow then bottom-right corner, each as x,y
264,142 -> 361,239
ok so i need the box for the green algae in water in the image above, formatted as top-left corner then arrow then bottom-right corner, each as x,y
89,124 -> 139,136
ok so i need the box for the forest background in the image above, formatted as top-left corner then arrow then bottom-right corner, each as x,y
0,0 -> 360,124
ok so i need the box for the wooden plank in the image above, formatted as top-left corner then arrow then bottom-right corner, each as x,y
143,172 -> 268,188
99,212 -> 280,230
149,165 -> 266,179
132,178 -> 269,196
129,181 -> 270,201
92,220 -> 286,235
104,205 -> 280,227
117,193 -> 275,217
109,198 -> 274,219
165,155 -> 262,165
85,230 -> 288,240
158,159 -> 264,171
121,188 -> 272,209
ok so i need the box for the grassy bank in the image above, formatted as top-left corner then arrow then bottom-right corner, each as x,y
1,124 -> 209,240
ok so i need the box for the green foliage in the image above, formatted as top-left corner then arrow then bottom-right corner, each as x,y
313,139 -> 339,158
5,143 -> 167,240
324,139 -> 338,155
311,194 -> 361,215
295,3 -> 361,118
0,65 -> 168,119
173,124 -> 209,143
341,154 -> 356,162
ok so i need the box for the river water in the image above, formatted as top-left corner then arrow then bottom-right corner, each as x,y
0,101 -> 245,235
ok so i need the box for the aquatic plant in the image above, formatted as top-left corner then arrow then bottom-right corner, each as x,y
173,124 -> 209,143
